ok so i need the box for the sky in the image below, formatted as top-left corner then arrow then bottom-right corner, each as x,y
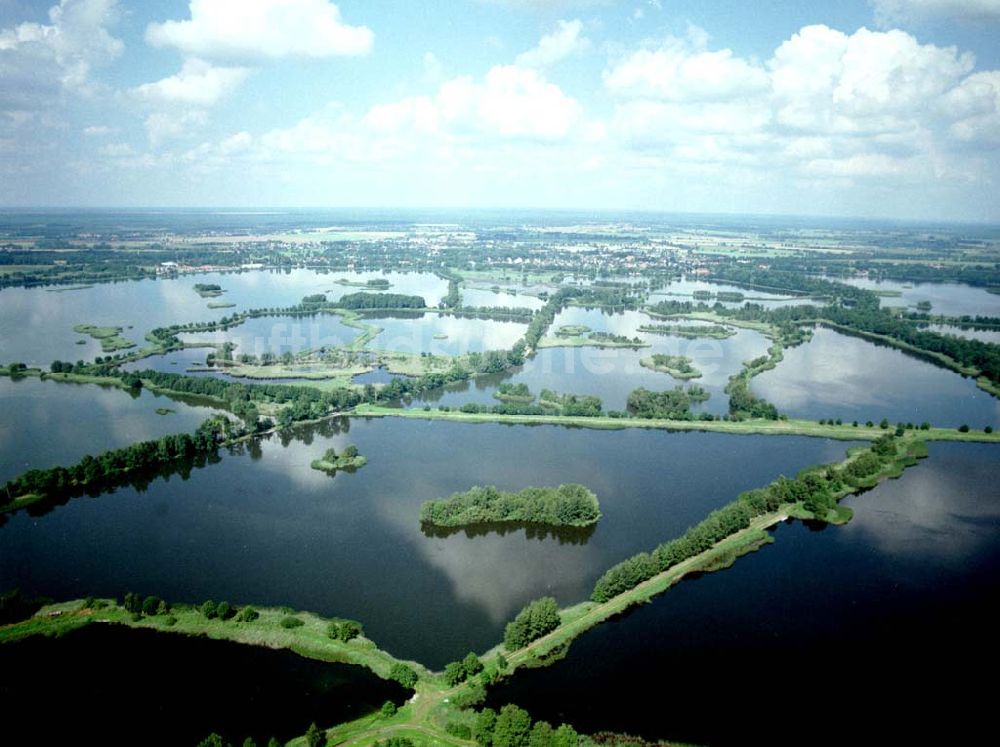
1,0 -> 999,221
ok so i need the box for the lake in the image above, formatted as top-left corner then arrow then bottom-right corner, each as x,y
752,326 -> 1000,427
0,415 -> 854,667
0,269 -> 448,366
0,376 -> 220,483
486,441 -> 1000,745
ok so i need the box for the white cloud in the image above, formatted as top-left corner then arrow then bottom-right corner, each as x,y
363,64 -> 583,142
604,23 -> 999,184
131,58 -> 251,106
0,0 -> 122,112
604,34 -> 769,102
143,110 -> 208,146
83,125 -> 113,136
515,19 -> 590,68
873,0 -> 1000,24
146,0 -> 373,61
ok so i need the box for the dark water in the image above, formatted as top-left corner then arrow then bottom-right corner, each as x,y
486,441 -> 1000,745
0,417 -> 853,667
752,327 -> 1000,427
0,624 -> 406,746
0,376 -> 220,483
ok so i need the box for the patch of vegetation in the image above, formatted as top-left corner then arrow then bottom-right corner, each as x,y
555,324 -> 591,336
640,354 -> 702,379
72,324 -> 136,352
504,597 -> 561,650
193,283 -> 224,298
638,323 -> 735,339
493,382 -> 534,403
420,484 -> 600,529
310,445 -> 368,475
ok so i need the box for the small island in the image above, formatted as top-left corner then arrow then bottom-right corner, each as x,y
640,354 -> 703,379
72,324 -> 136,352
193,283 -> 225,298
310,445 -> 367,476
493,382 -> 534,403
555,324 -> 591,337
420,483 -> 601,528
335,277 -> 392,290
638,323 -> 735,339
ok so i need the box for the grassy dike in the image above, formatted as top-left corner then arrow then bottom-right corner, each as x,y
352,404 -> 1000,443
486,435 -> 932,677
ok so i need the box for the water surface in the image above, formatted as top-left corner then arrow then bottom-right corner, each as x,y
486,441 -> 1000,745
0,418 -> 853,666
752,327 -> 1000,427
0,624 -> 406,746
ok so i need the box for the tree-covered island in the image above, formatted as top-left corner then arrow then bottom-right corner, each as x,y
420,484 -> 601,529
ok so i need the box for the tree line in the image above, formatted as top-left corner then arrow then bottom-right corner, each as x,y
1,417 -> 228,511
590,435 -> 904,603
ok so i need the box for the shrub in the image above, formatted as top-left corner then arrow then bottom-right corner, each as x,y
389,663 -> 418,689
280,616 -> 304,629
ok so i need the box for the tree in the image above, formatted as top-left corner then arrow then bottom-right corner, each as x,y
504,597 -> 560,650
473,708 -> 498,747
305,722 -> 325,747
552,724 -> 579,747
380,700 -> 397,717
388,663 -> 418,689
462,651 -> 484,677
201,600 -> 218,619
444,661 -> 467,686
529,721 -> 554,747
493,704 -> 532,747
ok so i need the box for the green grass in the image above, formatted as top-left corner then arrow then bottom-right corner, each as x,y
72,324 -> 136,352
352,404 -> 1000,443
639,355 -> 702,379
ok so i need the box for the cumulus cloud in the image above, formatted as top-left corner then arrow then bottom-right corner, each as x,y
0,0 -> 122,112
131,58 -> 251,106
604,32 -> 769,102
362,64 -> 583,142
604,23 -> 999,184
146,0 -> 373,61
515,19 -> 590,68
873,0 -> 1000,24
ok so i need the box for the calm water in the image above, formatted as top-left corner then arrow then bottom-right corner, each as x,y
0,270 -> 447,366
752,327 -> 1000,427
179,313 -> 359,356
926,323 -> 1000,344
0,624 -> 407,746
839,277 -> 1000,317
0,376 -> 219,483
462,287 -> 546,310
364,312 -> 528,356
486,441 -> 1000,745
650,277 -> 815,310
410,308 -> 770,413
0,417 -> 853,667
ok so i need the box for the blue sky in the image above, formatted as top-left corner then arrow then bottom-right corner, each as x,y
1,0 -> 999,220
